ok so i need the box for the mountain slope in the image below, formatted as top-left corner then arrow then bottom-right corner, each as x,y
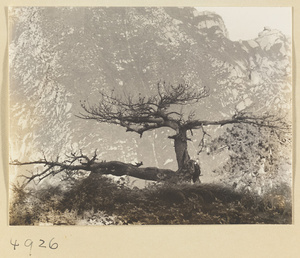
9,7 -> 291,176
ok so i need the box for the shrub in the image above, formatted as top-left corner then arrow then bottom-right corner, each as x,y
9,175 -> 292,225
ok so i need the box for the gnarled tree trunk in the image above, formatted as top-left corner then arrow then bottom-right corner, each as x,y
173,128 -> 190,170
171,128 -> 201,183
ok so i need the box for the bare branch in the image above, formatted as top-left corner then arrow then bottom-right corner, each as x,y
197,125 -> 211,154
184,112 -> 290,132
10,151 -> 177,184
77,82 -> 208,136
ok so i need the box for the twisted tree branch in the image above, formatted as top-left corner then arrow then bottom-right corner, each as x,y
10,151 -> 177,185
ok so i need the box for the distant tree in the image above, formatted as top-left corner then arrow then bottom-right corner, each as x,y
12,82 -> 290,185
207,122 -> 292,193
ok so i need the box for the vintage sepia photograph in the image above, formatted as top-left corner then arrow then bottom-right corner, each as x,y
9,7 -> 292,225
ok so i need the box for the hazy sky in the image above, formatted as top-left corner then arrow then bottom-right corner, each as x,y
196,7 -> 292,41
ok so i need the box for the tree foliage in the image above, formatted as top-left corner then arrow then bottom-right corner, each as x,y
207,122 -> 292,194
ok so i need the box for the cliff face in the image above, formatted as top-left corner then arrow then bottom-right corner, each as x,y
9,7 -> 291,173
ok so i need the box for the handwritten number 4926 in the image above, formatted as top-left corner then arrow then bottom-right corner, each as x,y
10,238 -> 58,251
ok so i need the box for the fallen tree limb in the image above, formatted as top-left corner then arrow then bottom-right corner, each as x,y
11,158 -> 177,184
91,161 -> 176,181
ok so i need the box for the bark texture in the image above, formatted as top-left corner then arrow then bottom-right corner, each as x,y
12,159 -> 178,184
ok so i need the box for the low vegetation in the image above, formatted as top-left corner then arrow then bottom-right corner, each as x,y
10,174 -> 292,225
